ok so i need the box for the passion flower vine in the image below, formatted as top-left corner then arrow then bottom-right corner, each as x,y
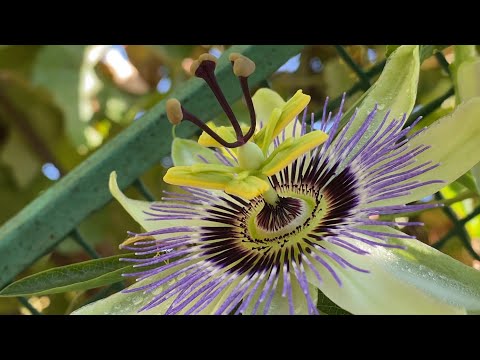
74,46 -> 480,315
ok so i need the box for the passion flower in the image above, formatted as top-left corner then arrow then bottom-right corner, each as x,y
74,48 -> 480,315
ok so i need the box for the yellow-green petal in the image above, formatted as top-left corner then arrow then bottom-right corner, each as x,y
341,45 -> 420,157
252,88 -> 286,124
224,175 -> 270,199
266,279 -> 318,315
164,164 -> 271,200
251,88 -> 303,152
240,275 -> 318,315
163,165 -> 239,191
371,97 -> 480,207
109,171 -> 160,232
109,171 -> 210,234
260,130 -> 328,176
71,265 -> 231,315
171,138 -> 223,166
71,273 -> 177,315
259,108 -> 282,153
451,45 -> 477,105
456,55 -> 480,193
254,90 -> 311,150
307,225 -> 480,314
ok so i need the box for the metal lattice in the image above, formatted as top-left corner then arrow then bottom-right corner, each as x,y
1,45 -> 478,314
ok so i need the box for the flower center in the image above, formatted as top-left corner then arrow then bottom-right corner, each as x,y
197,161 -> 361,262
237,183 -> 329,251
256,197 -> 305,233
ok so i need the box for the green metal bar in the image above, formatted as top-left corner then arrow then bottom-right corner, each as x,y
0,45 -> 306,289
434,204 -> 480,260
133,179 -> 156,202
433,193 -> 471,250
70,228 -> 100,259
459,234 -> 480,261
18,296 -> 42,315
458,205 -> 480,225
405,87 -> 455,126
432,229 -> 456,251
435,52 -> 451,76
334,45 -> 371,90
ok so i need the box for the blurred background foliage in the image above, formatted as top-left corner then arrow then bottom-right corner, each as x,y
0,45 -> 478,315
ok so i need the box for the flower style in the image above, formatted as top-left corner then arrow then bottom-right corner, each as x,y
74,47 -> 480,315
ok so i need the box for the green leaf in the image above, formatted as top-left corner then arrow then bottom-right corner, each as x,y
0,71 -> 63,188
472,166 -> 480,194
0,45 -> 44,78
0,254 -> 132,297
316,290 -> 351,315
0,127 -> 40,188
419,45 -> 449,63
0,165 -> 52,225
456,172 -> 478,193
32,45 -> 108,146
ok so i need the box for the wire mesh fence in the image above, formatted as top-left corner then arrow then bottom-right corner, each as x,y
1,45 -> 478,314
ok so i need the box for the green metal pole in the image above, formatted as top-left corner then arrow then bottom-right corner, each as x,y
0,45 -> 305,288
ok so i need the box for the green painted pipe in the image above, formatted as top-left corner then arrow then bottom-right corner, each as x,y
0,45 -> 305,288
